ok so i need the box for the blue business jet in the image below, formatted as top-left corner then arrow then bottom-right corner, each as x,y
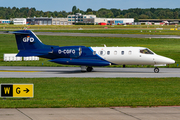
9,30 -> 175,73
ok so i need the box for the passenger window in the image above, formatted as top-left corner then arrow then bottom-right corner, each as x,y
114,51 -> 117,55
121,51 -> 124,55
99,50 -> 106,56
107,51 -> 110,55
93,51 -> 96,55
129,51 -> 132,55
100,51 -> 103,55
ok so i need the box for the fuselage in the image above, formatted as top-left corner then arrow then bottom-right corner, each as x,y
49,46 -> 175,66
91,47 -> 175,66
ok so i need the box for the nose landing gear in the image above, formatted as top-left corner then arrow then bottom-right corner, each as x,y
154,67 -> 159,73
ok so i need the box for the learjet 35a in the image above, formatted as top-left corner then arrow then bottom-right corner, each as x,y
9,30 -> 175,73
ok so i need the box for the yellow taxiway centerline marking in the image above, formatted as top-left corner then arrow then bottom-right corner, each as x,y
0,70 -> 40,72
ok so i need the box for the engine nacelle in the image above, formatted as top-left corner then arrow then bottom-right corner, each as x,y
53,46 -> 83,58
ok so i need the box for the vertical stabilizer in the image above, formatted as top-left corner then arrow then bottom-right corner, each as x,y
12,30 -> 46,50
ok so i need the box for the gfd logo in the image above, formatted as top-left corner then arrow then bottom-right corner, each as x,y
23,37 -> 34,42
58,49 -> 75,54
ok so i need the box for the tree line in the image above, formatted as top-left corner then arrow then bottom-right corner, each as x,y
1,6 -> 180,21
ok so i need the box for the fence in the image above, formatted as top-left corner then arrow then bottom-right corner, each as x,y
4,54 -> 39,61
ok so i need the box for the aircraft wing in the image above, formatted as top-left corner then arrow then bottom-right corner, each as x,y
50,58 -> 111,66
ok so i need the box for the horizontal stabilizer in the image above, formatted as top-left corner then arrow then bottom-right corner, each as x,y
3,31 -> 10,33
10,31 -> 30,35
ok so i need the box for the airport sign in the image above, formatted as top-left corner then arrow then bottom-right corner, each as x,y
1,84 -> 34,98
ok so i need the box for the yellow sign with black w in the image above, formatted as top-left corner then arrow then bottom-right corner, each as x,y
1,84 -> 33,98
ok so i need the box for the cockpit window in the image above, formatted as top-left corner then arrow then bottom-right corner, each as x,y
140,49 -> 154,54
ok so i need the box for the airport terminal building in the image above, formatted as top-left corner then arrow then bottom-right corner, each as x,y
27,13 -> 134,25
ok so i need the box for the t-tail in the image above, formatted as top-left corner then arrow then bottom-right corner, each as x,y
11,30 -> 59,58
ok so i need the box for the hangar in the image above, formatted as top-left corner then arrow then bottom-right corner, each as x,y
27,17 -> 52,25
139,19 -> 180,25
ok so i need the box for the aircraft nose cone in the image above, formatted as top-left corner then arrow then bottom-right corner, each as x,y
155,55 -> 175,64
164,58 -> 175,64
172,60 -> 176,64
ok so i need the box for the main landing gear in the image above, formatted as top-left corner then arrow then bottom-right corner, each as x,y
87,66 -> 93,72
154,67 -> 159,73
81,66 -> 93,72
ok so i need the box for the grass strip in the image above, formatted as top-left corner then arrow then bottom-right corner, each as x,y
0,78 -> 180,108
33,29 -> 180,35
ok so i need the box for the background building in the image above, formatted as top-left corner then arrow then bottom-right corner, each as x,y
52,18 -> 71,25
67,13 -> 96,24
11,13 -> 134,25
13,18 -> 26,25
67,13 -> 134,25
139,19 -> 180,25
0,19 -> 11,24
27,17 -> 52,25
107,18 -> 134,25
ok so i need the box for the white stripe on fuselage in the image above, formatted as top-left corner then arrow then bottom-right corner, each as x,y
91,47 -> 155,65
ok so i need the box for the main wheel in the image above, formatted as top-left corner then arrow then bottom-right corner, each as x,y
154,67 -> 159,73
87,67 -> 93,72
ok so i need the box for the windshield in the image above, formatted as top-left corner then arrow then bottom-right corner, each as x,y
140,48 -> 154,54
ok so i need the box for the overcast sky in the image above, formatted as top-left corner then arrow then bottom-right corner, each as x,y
1,0 -> 180,12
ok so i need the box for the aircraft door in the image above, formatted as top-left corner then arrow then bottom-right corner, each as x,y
153,58 -> 156,64
79,47 -> 82,56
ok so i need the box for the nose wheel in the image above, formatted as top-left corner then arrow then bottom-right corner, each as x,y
154,67 -> 159,73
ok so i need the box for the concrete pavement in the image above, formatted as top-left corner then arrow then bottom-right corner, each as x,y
1,107 -> 180,120
1,66 -> 180,78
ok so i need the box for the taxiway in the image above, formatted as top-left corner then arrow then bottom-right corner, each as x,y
1,31 -> 180,38
0,66 -> 179,78
26,32 -> 180,39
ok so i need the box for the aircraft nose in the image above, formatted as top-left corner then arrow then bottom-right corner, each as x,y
155,55 -> 175,64
164,57 -> 175,64
170,59 -> 176,64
